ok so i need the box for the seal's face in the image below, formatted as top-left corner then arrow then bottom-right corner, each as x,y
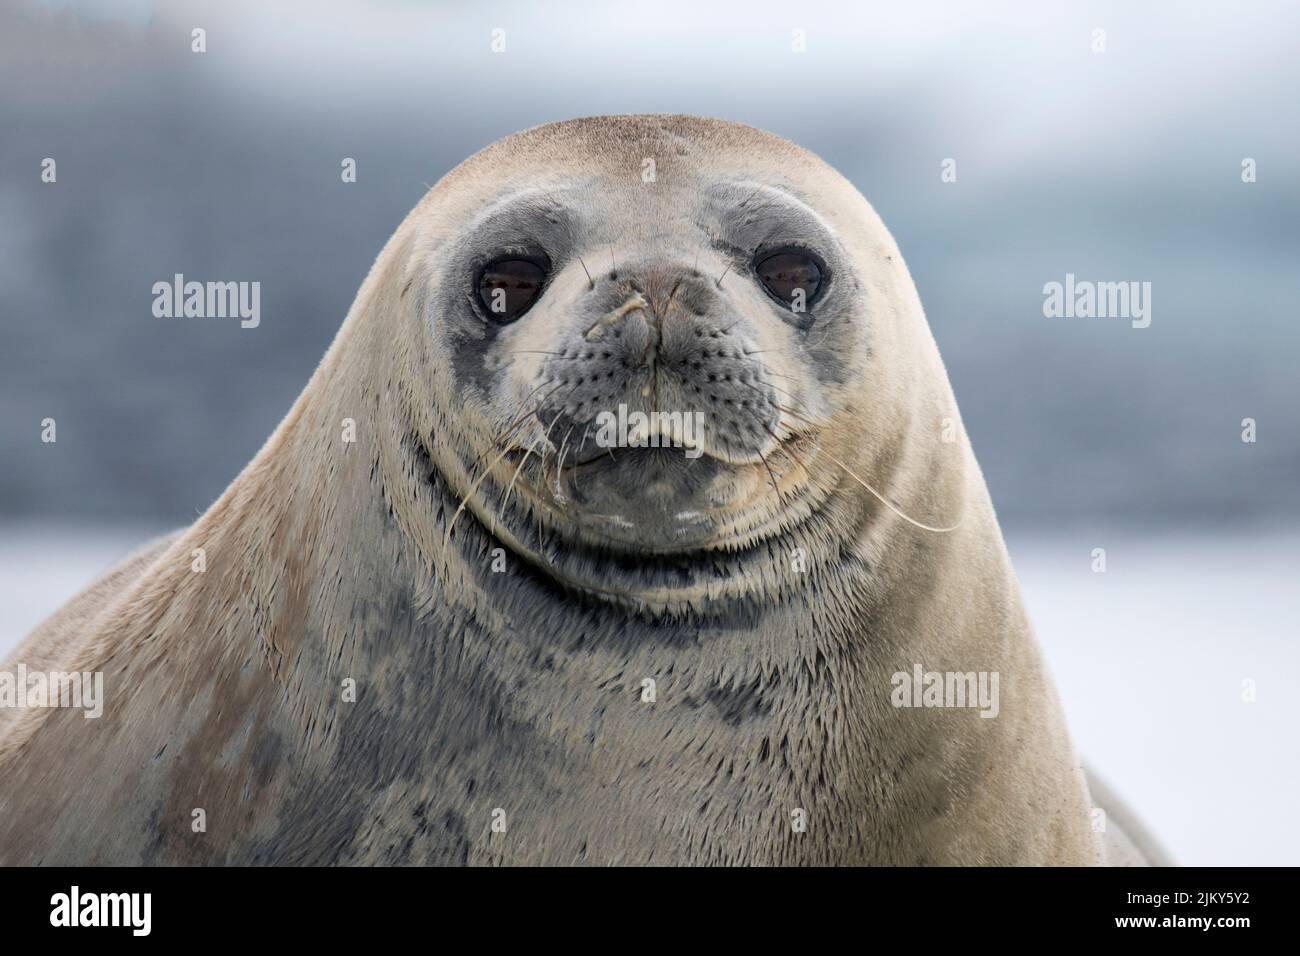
416,118 -> 889,590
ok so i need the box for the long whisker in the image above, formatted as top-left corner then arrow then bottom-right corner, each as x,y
811,443 -> 962,533
442,382 -> 573,551
746,395 -> 960,533
756,446 -> 787,508
500,405 -> 567,518
491,380 -> 570,450
553,425 -> 575,496
491,380 -> 559,444
443,400 -> 539,498
443,438 -> 529,553
495,439 -> 542,535
486,397 -> 559,465
567,424 -> 593,494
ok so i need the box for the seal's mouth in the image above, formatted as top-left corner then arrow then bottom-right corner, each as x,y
499,423 -> 823,554
467,434 -> 837,614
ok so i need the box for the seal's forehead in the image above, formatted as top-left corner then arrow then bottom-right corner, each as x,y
446,115 -> 831,194
493,114 -> 810,162
419,114 -> 876,252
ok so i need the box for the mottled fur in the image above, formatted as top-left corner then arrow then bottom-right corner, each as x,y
0,116 -> 1153,864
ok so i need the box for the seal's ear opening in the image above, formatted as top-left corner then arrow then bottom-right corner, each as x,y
477,255 -> 549,323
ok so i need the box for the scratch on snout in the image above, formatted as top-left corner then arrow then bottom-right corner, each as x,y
584,293 -> 649,342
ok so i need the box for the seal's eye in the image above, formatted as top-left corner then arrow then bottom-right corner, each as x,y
477,257 -> 548,323
754,251 -> 823,311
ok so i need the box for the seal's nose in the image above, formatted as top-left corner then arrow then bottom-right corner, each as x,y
536,257 -> 780,467
581,262 -> 716,365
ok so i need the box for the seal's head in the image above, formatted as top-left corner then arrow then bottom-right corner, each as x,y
393,115 -> 954,607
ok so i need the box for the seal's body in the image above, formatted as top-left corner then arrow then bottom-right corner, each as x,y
0,116 -> 1156,865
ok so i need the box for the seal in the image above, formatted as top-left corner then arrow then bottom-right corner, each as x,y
0,115 -> 1158,865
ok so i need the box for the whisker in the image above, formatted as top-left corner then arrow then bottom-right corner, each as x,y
576,253 -> 595,290
569,424 -> 593,494
552,425 -> 575,496
736,380 -> 821,432
750,399 -> 961,533
443,438 -> 527,553
485,383 -> 562,458
813,444 -> 962,533
741,376 -> 803,409
495,439 -> 542,535
765,399 -> 824,432
500,405 -> 567,517
756,446 -> 787,508
715,260 -> 733,288
442,382 -> 575,552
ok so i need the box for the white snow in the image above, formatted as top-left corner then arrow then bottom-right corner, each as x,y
1009,525 -> 1300,866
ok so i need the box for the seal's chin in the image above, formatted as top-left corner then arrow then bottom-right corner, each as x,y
556,447 -> 748,550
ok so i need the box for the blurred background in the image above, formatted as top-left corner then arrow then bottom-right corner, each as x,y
1,0 -> 1296,864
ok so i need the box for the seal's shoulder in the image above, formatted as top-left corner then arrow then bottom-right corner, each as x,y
4,530 -> 183,674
